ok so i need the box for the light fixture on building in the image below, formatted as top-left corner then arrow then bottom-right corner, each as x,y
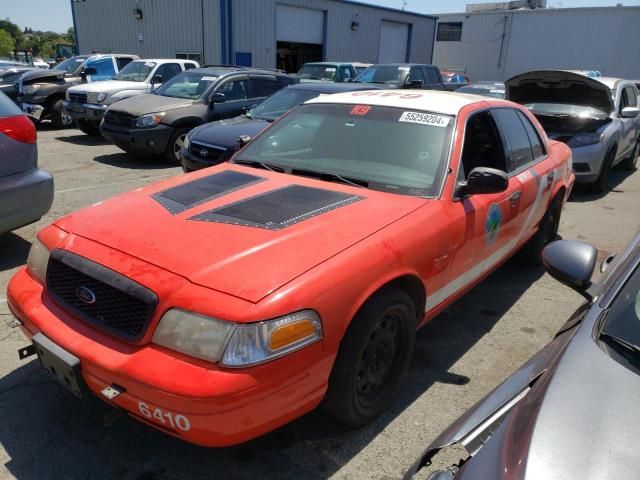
133,8 -> 143,20
351,14 -> 360,31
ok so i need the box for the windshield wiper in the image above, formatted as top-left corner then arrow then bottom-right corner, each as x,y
291,168 -> 368,189
600,332 -> 640,360
233,159 -> 283,172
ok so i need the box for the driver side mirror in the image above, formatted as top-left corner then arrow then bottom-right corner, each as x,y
542,240 -> 597,300
456,167 -> 508,197
621,106 -> 639,118
210,92 -> 226,104
151,74 -> 163,85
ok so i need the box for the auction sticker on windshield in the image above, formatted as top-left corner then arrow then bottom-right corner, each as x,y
399,111 -> 450,128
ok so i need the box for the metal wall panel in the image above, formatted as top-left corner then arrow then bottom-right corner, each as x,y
433,7 -> 640,81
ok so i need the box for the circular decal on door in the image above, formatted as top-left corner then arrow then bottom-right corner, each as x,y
485,204 -> 502,245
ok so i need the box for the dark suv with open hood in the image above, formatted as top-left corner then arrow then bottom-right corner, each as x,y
507,70 -> 640,192
100,66 -> 296,164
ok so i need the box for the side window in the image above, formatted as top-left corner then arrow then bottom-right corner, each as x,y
250,77 -> 279,98
492,108 -> 534,172
460,110 -> 507,178
624,86 -> 638,107
406,68 -> 424,85
155,63 -> 182,82
517,111 -> 546,160
217,78 -> 248,101
87,57 -> 116,79
422,68 -> 440,84
340,66 -> 352,82
116,57 -> 133,71
184,62 -> 197,70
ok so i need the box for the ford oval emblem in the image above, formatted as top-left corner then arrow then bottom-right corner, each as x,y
199,148 -> 208,157
76,286 -> 97,304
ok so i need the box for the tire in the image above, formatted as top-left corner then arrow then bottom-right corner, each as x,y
50,99 -> 70,129
521,195 -> 562,265
322,287 -> 416,427
75,119 -> 101,136
620,139 -> 639,171
591,149 -> 615,193
164,127 -> 190,165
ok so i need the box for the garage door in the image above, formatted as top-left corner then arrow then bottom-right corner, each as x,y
378,21 -> 409,63
276,5 -> 324,44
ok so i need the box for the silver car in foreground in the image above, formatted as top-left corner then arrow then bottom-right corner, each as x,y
0,91 -> 53,235
406,233 -> 640,480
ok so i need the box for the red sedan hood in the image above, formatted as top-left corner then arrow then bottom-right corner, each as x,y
55,166 -> 426,303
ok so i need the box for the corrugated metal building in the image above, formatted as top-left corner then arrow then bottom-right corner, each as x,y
433,6 -> 640,81
70,0 -> 437,72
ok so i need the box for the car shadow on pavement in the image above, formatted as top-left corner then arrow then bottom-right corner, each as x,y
56,134 -> 110,147
0,233 -> 31,271
93,153 -> 176,170
0,258 -> 544,480
569,167 -> 636,202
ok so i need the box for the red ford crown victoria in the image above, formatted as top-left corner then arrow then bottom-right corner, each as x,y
8,90 -> 574,446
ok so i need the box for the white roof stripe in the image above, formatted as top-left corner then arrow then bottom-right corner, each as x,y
305,89 -> 495,116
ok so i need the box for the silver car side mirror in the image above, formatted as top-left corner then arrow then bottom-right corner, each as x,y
621,106 -> 640,118
542,240 -> 597,301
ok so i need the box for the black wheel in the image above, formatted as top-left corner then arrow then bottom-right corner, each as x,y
322,287 -> 416,427
50,99 -> 71,129
620,139 -> 639,171
592,149 -> 615,193
164,127 -> 190,165
521,196 -> 562,265
75,119 -> 100,136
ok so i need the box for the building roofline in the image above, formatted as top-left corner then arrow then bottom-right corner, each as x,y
435,5 -> 640,17
335,0 -> 438,20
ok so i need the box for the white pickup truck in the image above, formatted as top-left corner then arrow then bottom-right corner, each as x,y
64,58 -> 199,135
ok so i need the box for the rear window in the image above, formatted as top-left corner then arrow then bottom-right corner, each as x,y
0,90 -> 22,117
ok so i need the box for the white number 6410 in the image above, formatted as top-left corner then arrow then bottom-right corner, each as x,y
138,402 -> 191,432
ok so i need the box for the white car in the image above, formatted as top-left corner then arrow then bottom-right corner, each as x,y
63,58 -> 199,135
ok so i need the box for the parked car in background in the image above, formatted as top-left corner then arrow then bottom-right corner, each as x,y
354,63 -> 445,90
18,54 -> 139,128
100,66 -> 296,163
441,71 -> 471,90
297,62 -> 358,83
64,59 -> 199,135
9,89 -> 573,448
456,81 -> 505,99
0,91 -> 53,235
507,70 -> 640,192
0,60 -> 28,71
32,58 -> 50,69
407,233 -> 640,480
180,82 -> 383,172
0,67 -> 36,104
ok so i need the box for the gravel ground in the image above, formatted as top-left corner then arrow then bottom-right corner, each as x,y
0,125 -> 638,480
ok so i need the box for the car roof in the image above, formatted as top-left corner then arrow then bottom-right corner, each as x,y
596,77 -> 624,88
306,89 -> 490,115
371,63 -> 434,68
131,58 -> 196,63
190,66 -> 286,76
287,82 -> 382,93
302,62 -> 353,66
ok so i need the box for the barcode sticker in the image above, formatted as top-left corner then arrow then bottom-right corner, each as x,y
399,111 -> 450,127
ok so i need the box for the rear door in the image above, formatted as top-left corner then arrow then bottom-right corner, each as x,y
248,75 -> 282,108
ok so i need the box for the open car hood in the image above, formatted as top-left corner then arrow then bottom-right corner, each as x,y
506,70 -> 613,113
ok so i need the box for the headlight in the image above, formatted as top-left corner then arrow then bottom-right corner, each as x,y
96,92 -> 107,103
26,237 -> 50,284
135,112 -> 166,128
183,134 -> 190,150
567,132 -> 604,148
152,309 -> 323,367
22,84 -> 40,95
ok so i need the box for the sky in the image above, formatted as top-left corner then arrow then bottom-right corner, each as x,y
1,0 -> 639,33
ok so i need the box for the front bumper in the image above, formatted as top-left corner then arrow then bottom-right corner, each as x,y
0,168 -> 53,234
7,267 -> 331,447
179,146 -> 232,172
567,142 -> 609,184
100,122 -> 173,157
63,101 -> 107,123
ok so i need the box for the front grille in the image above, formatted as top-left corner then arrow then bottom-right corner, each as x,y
190,141 -> 228,164
69,92 -> 87,104
104,110 -> 135,128
46,250 -> 158,341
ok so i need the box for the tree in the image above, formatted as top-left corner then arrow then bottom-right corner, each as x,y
0,29 -> 15,57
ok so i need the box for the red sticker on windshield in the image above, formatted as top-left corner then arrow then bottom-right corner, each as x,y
350,105 -> 372,116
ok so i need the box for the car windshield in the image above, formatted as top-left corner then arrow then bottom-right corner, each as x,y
234,103 -> 453,196
525,102 -> 609,120
599,265 -> 640,366
298,65 -> 337,81
354,66 -> 409,85
53,57 -> 86,74
115,61 -> 154,82
154,72 -> 217,99
457,86 -> 505,99
249,88 -> 323,121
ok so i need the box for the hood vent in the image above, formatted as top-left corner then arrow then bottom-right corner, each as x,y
189,185 -> 364,230
152,170 -> 265,214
